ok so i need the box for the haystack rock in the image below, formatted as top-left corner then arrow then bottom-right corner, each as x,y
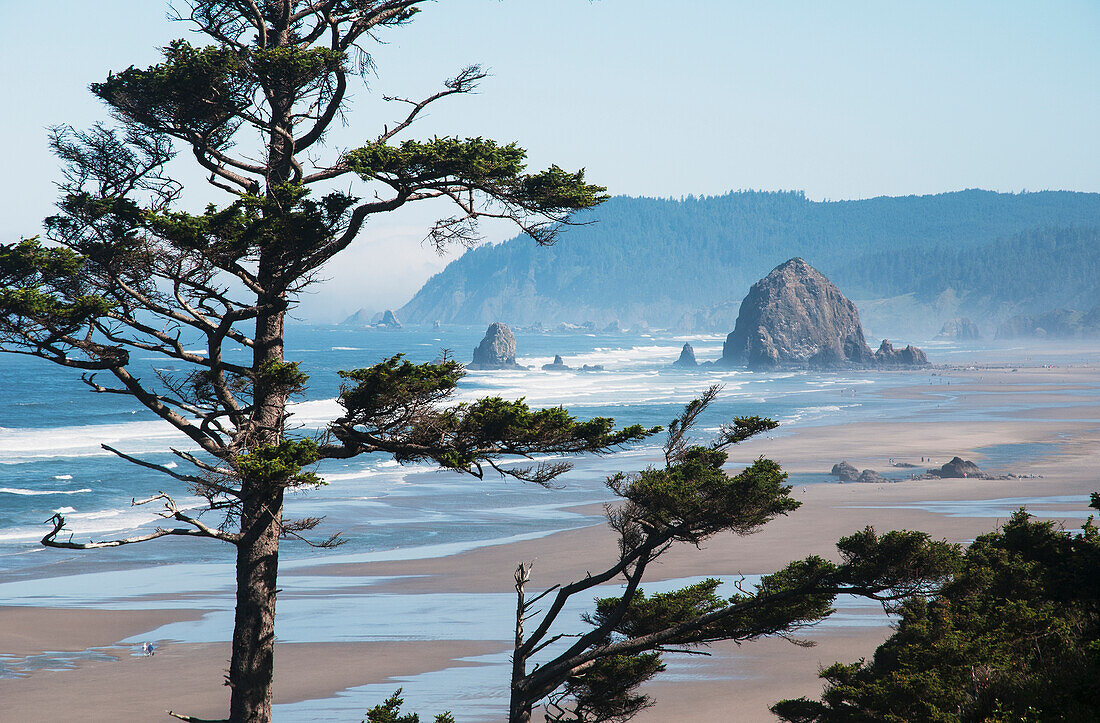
470,322 -> 523,370
542,355 -> 571,371
936,317 -> 980,340
720,258 -> 875,368
719,258 -> 927,369
672,343 -> 698,368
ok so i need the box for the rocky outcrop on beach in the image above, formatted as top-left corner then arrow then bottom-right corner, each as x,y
874,340 -> 930,367
469,322 -> 523,370
831,461 -> 859,481
541,355 -> 571,371
578,364 -> 605,372
719,258 -> 927,369
856,469 -> 890,484
927,456 -> 984,478
936,317 -> 981,340
672,343 -> 698,368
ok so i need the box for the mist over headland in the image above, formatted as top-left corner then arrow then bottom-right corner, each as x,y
394,189 -> 1100,339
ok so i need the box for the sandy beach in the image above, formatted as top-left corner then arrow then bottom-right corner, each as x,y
2,362 -> 1098,721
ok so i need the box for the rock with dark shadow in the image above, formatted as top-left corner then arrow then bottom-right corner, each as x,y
672,343 -> 698,368
857,469 -> 890,484
831,461 -> 859,481
719,258 -> 875,368
469,322 -> 524,370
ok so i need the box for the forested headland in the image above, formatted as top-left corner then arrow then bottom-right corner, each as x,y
399,189 -> 1100,336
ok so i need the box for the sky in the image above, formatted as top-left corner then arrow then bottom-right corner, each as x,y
2,0 -> 1098,321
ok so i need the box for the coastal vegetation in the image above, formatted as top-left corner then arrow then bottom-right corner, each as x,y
503,388 -> 959,722
0,2 -> 621,721
399,192 -> 1100,331
773,496 -> 1100,722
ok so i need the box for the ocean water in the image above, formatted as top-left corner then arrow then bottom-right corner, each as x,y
0,324 -> 946,579
0,326 -> 1090,718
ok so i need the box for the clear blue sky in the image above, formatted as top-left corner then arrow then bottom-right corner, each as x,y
2,1 -> 1098,320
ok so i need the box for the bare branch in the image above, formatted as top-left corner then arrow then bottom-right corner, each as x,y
101,443 -> 224,490
42,493 -> 240,549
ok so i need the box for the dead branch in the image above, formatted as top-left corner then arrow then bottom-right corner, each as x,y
41,493 -> 240,549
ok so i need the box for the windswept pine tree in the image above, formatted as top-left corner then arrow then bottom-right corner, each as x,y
0,3 -> 643,721
772,496 -> 1100,723
504,389 -> 960,723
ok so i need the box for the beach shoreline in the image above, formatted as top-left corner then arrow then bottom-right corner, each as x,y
2,362 -> 1099,721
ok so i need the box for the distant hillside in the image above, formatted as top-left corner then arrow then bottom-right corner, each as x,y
398,190 -> 1100,335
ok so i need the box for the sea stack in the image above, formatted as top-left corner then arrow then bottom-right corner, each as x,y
469,322 -> 523,370
378,309 -> 403,328
341,308 -> 374,327
720,258 -> 875,368
542,355 -> 571,371
719,258 -> 927,369
672,343 -> 698,368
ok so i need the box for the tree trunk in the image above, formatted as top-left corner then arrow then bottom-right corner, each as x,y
227,10 -> 294,716
228,488 -> 284,722
510,563 -> 533,723
228,261 -> 287,721
509,702 -> 533,723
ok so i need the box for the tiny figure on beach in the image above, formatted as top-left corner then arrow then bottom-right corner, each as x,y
142,641 -> 155,656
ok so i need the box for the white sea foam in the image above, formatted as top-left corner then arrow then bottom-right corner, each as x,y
0,420 -> 191,461
783,403 -> 861,425
53,474 -> 73,480
291,359 -> 798,428
0,487 -> 93,496
0,493 -> 211,543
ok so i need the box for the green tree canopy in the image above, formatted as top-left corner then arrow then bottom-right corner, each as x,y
503,388 -> 960,723
0,3 -> 615,722
773,500 -> 1100,723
